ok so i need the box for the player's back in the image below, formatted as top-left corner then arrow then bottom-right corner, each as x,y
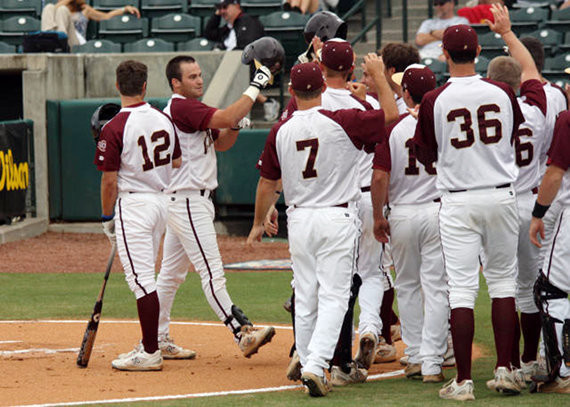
541,82 -> 568,170
429,75 -> 521,191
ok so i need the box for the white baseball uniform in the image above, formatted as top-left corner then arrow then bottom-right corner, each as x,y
156,94 -> 243,340
94,102 -> 181,299
373,113 -> 449,375
414,75 -> 525,309
260,105 -> 386,377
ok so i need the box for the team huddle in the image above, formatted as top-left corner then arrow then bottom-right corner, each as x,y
92,3 -> 569,401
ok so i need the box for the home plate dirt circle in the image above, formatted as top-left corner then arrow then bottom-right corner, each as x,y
0,319 -> 435,406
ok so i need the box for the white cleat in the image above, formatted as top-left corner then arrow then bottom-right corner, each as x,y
112,348 -> 163,371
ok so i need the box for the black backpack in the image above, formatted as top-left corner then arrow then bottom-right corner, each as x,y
23,31 -> 70,53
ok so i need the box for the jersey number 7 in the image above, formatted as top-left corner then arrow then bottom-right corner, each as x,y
296,138 -> 319,179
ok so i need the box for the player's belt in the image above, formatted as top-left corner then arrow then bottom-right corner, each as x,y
361,186 -> 371,193
532,187 -> 538,194
292,202 -> 349,209
448,183 -> 511,193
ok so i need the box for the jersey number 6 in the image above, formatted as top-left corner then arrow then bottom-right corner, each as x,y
137,130 -> 171,171
447,104 -> 502,149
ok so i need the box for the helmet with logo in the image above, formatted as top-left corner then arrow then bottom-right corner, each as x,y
91,103 -> 121,143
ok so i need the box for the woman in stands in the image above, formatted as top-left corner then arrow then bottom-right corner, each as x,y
41,0 -> 140,47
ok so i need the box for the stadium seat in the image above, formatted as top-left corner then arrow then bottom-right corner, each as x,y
98,15 -> 149,43
544,53 -> 570,71
176,36 -> 215,51
0,0 -> 42,18
421,57 -> 446,74
0,15 -> 40,45
72,39 -> 122,53
510,6 -> 550,23
241,0 -> 282,17
527,28 -> 562,55
189,0 -> 218,18
545,8 -> 570,34
92,0 -> 140,12
478,31 -> 506,59
260,11 -> 310,70
542,71 -> 569,88
474,55 -> 490,74
512,1 -> 554,9
0,39 -> 16,52
140,0 -> 187,18
150,13 -> 200,43
124,37 -> 174,52
470,23 -> 490,36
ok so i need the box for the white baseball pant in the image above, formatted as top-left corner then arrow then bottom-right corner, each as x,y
439,186 -> 519,309
357,191 -> 384,340
289,205 -> 359,377
115,192 -> 168,299
389,201 -> 449,375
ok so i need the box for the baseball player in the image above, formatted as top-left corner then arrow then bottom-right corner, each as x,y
247,60 -> 395,397
485,4 -> 548,385
413,24 -> 525,400
372,64 -> 450,384
529,110 -> 570,394
155,54 -> 276,359
94,60 -> 182,371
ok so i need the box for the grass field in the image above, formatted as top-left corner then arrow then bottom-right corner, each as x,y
0,271 -> 566,406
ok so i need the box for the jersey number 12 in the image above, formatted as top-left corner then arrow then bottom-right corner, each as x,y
137,130 -> 171,171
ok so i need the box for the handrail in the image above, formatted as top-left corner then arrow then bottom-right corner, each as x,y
345,0 -> 382,50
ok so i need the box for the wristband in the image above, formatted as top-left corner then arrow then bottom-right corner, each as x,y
101,214 -> 114,221
243,86 -> 260,103
531,202 -> 550,219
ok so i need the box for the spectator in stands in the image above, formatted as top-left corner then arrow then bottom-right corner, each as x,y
415,0 -> 469,60
458,0 -> 504,24
41,0 -> 140,48
282,0 -> 320,14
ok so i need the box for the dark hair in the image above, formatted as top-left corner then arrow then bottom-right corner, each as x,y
381,43 -> 420,73
408,90 -> 423,105
165,55 -> 197,90
294,86 -> 324,100
116,60 -> 147,96
447,49 -> 477,64
520,37 -> 544,73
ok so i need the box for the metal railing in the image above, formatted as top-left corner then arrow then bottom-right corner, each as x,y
343,0 -> 382,49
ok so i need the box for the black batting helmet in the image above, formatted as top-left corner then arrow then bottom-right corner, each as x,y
241,36 -> 285,74
303,11 -> 347,44
91,103 -> 121,143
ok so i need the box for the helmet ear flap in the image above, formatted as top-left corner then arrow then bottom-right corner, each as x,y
91,103 -> 121,143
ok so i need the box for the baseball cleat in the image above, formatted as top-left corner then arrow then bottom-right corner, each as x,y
111,348 -> 163,371
439,378 -> 475,401
537,376 -> 570,394
374,338 -> 397,363
355,332 -> 377,370
330,362 -> 368,386
487,366 -> 522,395
405,363 -> 422,379
117,342 -> 143,360
442,334 -> 455,366
301,372 -> 331,397
286,350 -> 302,381
391,324 -> 402,342
238,325 -> 275,358
424,372 -> 445,383
159,335 -> 196,360
520,360 -> 540,383
400,355 -> 409,366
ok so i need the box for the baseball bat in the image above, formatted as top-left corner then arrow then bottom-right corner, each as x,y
76,242 -> 117,368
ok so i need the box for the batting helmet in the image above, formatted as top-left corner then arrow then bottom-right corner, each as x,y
303,11 -> 347,44
241,36 -> 285,74
91,103 -> 121,143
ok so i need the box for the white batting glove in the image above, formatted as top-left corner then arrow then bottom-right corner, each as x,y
250,66 -> 272,89
102,217 -> 116,243
231,117 -> 251,130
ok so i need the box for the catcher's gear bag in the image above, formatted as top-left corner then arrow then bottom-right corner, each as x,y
242,36 -> 285,75
303,11 -> 347,44
91,103 -> 121,143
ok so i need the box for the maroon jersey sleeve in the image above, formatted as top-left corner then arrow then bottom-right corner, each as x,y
547,110 -> 570,171
520,79 -> 547,116
172,130 -> 181,160
318,108 -> 386,150
350,95 -> 375,110
170,97 -> 218,133
93,112 -> 129,172
259,126 -> 281,180
372,140 -> 391,172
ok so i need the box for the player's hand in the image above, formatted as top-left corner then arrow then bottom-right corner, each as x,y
246,224 -> 265,247
251,66 -> 272,89
407,104 -> 420,119
102,218 -> 116,244
364,53 -> 385,79
529,217 -> 545,248
485,3 -> 511,36
231,117 -> 251,131
373,216 -> 390,243
347,81 -> 367,101
263,206 -> 279,237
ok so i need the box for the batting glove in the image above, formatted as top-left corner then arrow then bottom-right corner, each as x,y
250,66 -> 272,89
231,117 -> 251,131
102,216 -> 116,243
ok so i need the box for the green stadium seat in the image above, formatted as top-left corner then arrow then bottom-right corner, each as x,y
470,23 -> 490,36
189,0 -> 218,18
542,71 -> 569,88
241,0 -> 282,17
544,53 -> 570,71
527,28 -> 562,53
176,36 -> 215,51
151,13 -> 200,43
421,57 -> 446,74
92,0 -> 139,12
124,37 -> 174,52
478,31 -> 506,59
474,55 -> 490,74
0,15 -> 40,45
545,8 -> 570,34
72,39 -> 122,53
511,1 -> 554,9
259,11 -> 310,70
511,6 -> 550,23
0,0 -> 41,18
0,39 -> 16,52
140,0 -> 187,18
98,15 -> 149,43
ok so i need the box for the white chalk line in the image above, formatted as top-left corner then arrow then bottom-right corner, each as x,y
1,347 -> 79,356
0,340 -> 22,344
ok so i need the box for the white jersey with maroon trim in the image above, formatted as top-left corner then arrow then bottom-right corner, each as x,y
548,111 -> 570,206
373,114 -> 439,205
94,102 -> 181,193
541,82 -> 568,171
413,75 -> 525,191
164,94 -> 220,193
514,79 -> 547,193
260,106 -> 386,208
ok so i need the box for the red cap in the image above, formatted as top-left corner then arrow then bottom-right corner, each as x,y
290,62 -> 325,91
442,24 -> 478,54
392,64 -> 437,101
321,39 -> 354,72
